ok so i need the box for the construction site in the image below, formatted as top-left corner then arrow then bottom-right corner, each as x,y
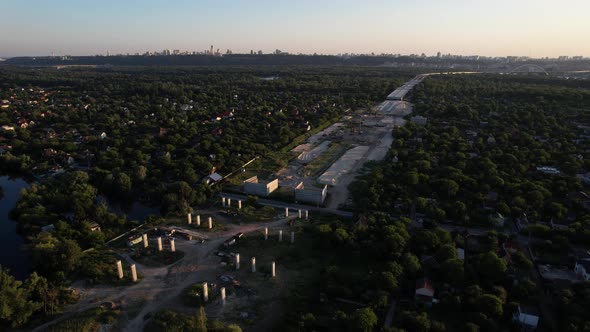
273,75 -> 422,209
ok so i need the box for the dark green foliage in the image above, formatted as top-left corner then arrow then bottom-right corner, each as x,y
350,307 -> 378,332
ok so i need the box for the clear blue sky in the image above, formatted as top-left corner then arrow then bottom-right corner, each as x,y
1,0 -> 589,57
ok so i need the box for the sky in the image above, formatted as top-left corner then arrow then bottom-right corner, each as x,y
1,0 -> 589,58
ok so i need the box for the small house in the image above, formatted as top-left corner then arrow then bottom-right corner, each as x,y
41,224 -> 55,233
89,222 -> 101,232
415,278 -> 435,306
513,305 -> 540,331
203,173 -> 223,186
489,212 -> 506,227
456,247 -> 465,260
574,259 -> 590,281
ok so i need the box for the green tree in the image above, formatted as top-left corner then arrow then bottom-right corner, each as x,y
402,253 -> 421,277
56,239 -> 83,274
440,258 -> 464,285
401,311 -> 431,332
511,252 -> 533,270
0,267 -> 42,327
477,294 -> 503,318
350,307 -> 378,332
195,306 -> 207,332
115,172 -> 132,195
477,252 -> 507,283
225,324 -> 243,332
435,244 -> 457,262
380,271 -> 399,293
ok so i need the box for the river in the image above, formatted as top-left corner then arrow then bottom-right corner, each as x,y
0,176 -> 32,280
0,177 -> 161,280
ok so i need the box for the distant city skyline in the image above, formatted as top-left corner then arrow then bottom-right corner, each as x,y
1,0 -> 589,58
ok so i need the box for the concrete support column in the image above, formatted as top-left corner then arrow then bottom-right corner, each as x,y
130,264 -> 138,282
221,197 -> 226,207
271,261 -> 276,277
170,239 -> 176,252
208,217 -> 213,229
298,209 -> 302,219
279,230 -> 283,242
305,210 -> 309,220
227,198 -> 232,207
251,257 -> 256,272
196,215 -> 201,226
264,227 -> 268,240
157,237 -> 163,251
291,231 -> 295,244
285,207 -> 289,217
220,287 -> 226,304
238,200 -> 242,209
142,233 -> 148,248
187,213 -> 192,224
235,253 -> 240,270
116,260 -> 123,279
203,282 -> 209,302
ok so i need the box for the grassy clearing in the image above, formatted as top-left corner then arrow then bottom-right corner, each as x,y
47,307 -> 120,332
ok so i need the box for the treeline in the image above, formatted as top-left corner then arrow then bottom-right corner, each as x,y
4,54 -> 490,67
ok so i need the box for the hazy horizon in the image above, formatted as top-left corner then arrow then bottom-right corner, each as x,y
2,0 -> 589,58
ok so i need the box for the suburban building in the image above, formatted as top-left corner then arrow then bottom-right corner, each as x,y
41,224 -> 55,233
243,176 -> 279,197
202,172 -> 223,186
489,212 -> 506,227
1,125 -> 15,132
294,182 -> 327,205
574,259 -> 590,280
411,115 -> 427,126
577,173 -> 590,185
89,222 -> 101,232
415,278 -> 435,306
513,305 -> 540,331
456,247 -> 465,260
536,166 -> 560,175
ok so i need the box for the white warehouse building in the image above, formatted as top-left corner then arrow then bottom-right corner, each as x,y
295,182 -> 327,205
243,176 -> 279,197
